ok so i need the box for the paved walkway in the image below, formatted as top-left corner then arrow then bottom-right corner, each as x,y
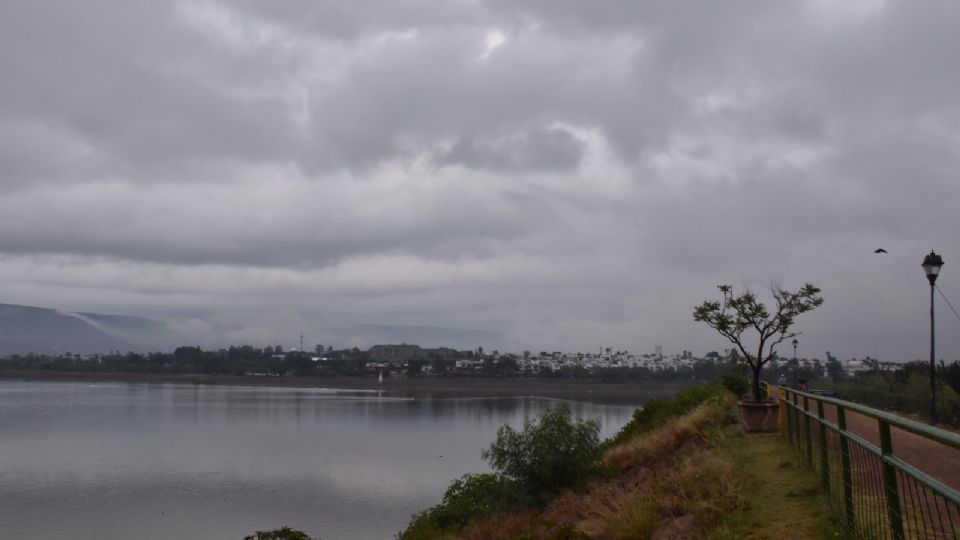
774,386 -> 960,491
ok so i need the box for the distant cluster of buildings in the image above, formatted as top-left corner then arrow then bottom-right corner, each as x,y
338,343 -> 899,377
512,349 -> 700,374
355,343 -> 707,374
772,355 -> 900,378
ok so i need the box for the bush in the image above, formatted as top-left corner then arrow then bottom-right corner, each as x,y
483,404 -> 602,502
397,514 -> 445,540
721,374 -> 750,398
421,473 -> 525,531
243,527 -> 314,540
400,405 -> 602,538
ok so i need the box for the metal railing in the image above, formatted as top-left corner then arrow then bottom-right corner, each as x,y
779,386 -> 960,539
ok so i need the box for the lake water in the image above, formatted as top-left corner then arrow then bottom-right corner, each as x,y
0,380 -> 639,539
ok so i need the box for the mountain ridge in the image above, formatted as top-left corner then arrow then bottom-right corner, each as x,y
0,303 -> 502,355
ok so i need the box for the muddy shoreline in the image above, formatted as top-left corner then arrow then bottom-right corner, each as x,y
0,371 -> 696,403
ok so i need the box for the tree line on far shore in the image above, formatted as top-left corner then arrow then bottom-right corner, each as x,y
825,361 -> 960,426
1,345 -> 746,382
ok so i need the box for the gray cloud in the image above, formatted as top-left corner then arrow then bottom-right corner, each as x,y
436,127 -> 585,172
1,0 -> 959,360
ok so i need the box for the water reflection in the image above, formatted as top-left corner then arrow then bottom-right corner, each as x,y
0,380 -> 640,540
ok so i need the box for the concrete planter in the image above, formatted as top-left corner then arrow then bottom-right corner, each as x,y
738,400 -> 779,432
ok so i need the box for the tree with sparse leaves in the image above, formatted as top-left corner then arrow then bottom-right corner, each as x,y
694,283 -> 823,402
243,526 -> 315,540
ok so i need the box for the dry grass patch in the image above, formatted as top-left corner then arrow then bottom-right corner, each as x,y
459,511 -> 594,540
457,512 -> 538,540
571,442 -> 744,539
604,397 -> 733,471
571,488 -> 660,539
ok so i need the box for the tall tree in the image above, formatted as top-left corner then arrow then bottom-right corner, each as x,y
694,283 -> 823,402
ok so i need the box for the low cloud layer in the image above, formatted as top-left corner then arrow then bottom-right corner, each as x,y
1,0 -> 959,360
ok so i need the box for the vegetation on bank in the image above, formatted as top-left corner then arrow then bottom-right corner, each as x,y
605,383 -> 727,448
243,526 -> 315,540
824,362 -> 960,426
398,382 -> 841,539
756,356 -> 960,426
0,346 -> 749,383
746,354 -> 960,426
400,404 -> 605,537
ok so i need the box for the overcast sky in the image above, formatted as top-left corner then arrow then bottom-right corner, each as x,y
1,0 -> 959,360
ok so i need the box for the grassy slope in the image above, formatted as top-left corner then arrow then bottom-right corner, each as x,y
402,393 -> 845,539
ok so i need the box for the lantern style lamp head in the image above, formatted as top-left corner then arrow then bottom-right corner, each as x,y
922,251 -> 944,285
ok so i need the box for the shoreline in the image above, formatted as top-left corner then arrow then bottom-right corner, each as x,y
0,371 -> 696,403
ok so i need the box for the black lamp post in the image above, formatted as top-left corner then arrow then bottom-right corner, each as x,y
922,250 -> 944,424
792,338 -> 798,387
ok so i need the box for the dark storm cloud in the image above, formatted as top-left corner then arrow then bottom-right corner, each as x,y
1,0 -> 959,359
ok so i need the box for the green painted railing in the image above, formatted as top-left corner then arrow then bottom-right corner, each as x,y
778,386 -> 960,539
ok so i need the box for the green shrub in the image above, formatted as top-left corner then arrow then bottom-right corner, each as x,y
399,405 -> 603,538
721,374 -> 750,398
483,403 -> 602,502
398,511 -> 447,540
243,526 -> 314,540
427,473 -> 524,531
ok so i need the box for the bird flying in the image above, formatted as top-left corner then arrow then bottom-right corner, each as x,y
874,248 -> 888,253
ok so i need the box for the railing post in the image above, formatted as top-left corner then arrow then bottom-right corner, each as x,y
779,387 -> 787,434
793,392 -> 801,451
879,420 -> 905,540
803,395 -> 813,467
817,399 -> 829,492
786,390 -> 794,444
837,406 -> 855,531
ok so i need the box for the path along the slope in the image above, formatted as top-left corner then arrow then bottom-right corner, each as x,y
775,386 -> 960,491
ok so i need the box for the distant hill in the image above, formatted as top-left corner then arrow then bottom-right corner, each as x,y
0,303 -> 503,355
0,303 -> 169,355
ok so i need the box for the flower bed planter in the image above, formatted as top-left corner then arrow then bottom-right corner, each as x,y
738,400 -> 780,432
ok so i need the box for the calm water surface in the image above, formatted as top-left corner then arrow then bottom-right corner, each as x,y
0,380 -> 638,539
